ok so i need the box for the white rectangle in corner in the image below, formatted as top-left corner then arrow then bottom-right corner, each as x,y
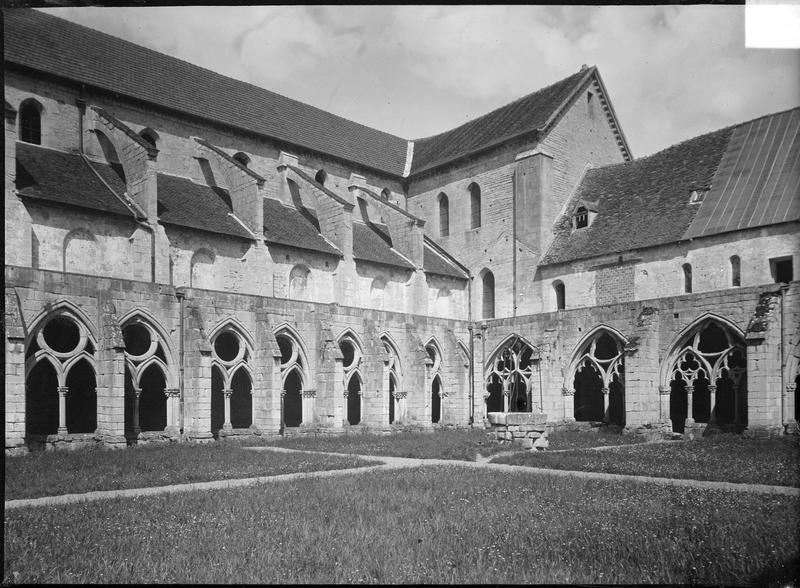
745,0 -> 800,48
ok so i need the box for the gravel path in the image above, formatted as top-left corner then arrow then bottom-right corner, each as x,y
6,446 -> 798,510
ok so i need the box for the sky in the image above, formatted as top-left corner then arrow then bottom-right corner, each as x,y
39,5 -> 800,158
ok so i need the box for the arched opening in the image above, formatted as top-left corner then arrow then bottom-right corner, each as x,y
795,369 -> 800,423
667,319 -> 747,433
553,280 -> 565,310
389,373 -> 396,424
572,330 -> 625,426
381,188 -> 391,201
347,374 -> 362,426
482,270 -> 495,319
730,255 -> 741,287
232,152 -> 250,167
431,376 -> 442,424
289,264 -> 310,299
65,359 -> 96,433
683,263 -> 693,294
486,373 -> 504,413
190,249 -> 215,289
469,182 -> 481,229
124,367 -> 136,442
211,365 -> 225,437
63,229 -> 97,275
485,336 -> 539,414
20,99 -> 43,145
230,369 -> 253,429
26,360 -> 58,436
315,169 -> 327,185
283,369 -> 303,428
438,192 -> 449,237
138,364 -> 167,432
139,127 -> 159,149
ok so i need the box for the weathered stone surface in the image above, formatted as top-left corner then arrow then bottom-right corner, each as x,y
506,412 -> 548,426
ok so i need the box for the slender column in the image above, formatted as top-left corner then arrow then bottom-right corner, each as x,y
222,388 -> 233,430
280,389 -> 286,433
785,383 -> 797,430
165,388 -> 180,431
439,389 -> 448,424
562,387 -> 575,421
302,390 -> 316,425
132,387 -> 142,435
502,380 -> 510,413
707,384 -> 718,424
601,387 -> 610,422
685,384 -> 695,425
396,391 -> 407,424
658,385 -> 671,424
57,386 -> 69,434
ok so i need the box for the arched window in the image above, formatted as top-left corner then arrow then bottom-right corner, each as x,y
63,229 -> 97,275
380,188 -> 391,201
210,324 -> 253,436
339,332 -> 363,426
315,169 -> 327,185
425,340 -> 443,423
570,329 -> 625,425
683,263 -> 693,294
730,256 -> 741,287
666,318 -> 747,433
382,335 -> 402,425
232,152 -> 250,167
139,127 -> 159,149
25,311 -> 97,439
190,249 -> 215,289
289,264 -> 310,299
469,182 -> 481,229
573,206 -> 589,229
438,192 -> 449,237
20,99 -> 43,145
485,335 -> 540,414
275,328 -> 309,428
553,280 -> 565,310
482,270 -> 495,319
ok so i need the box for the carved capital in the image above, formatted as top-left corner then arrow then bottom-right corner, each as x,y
280,389 -> 287,398
394,391 -> 407,400
133,387 -> 143,399
302,390 -> 316,398
561,387 -> 575,397
658,385 -> 671,396
601,387 -> 610,396
685,384 -> 694,395
787,383 -> 797,394
57,386 -> 69,397
222,388 -> 233,399
707,385 -> 717,394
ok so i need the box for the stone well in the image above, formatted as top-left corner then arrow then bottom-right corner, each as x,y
486,412 -> 549,450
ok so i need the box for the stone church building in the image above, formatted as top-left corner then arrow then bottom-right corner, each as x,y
4,9 -> 799,453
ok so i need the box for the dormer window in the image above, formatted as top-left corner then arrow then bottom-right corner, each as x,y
689,189 -> 708,204
573,206 -> 589,229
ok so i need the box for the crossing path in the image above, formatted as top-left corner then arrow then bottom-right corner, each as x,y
6,446 -> 799,510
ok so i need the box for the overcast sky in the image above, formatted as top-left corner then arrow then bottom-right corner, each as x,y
39,5 -> 799,158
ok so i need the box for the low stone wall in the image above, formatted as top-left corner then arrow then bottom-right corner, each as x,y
485,412 -> 549,450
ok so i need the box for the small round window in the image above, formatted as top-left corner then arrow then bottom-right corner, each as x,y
123,323 -> 151,356
42,316 -> 81,353
214,331 -> 240,362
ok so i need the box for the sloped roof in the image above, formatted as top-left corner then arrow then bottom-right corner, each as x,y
541,108 -> 800,266
410,68 -> 592,174
4,8 -> 409,176
157,174 -> 254,239
15,142 -> 134,217
423,241 -> 469,279
684,108 -> 800,238
352,222 -> 416,270
262,197 -> 341,257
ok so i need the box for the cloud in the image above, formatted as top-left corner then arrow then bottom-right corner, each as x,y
37,6 -> 799,156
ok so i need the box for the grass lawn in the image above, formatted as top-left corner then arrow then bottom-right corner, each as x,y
257,428 -> 515,460
4,466 -> 798,584
492,434 -> 800,487
257,427 -> 643,459
4,442 -> 374,500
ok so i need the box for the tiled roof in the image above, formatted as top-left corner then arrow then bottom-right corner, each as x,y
352,222 -> 415,270
423,241 -> 469,279
541,108 -> 800,266
4,8 -> 409,176
541,123 -> 735,265
15,142 -> 134,217
157,174 -> 255,239
684,108 -> 800,238
262,197 -> 341,257
410,68 -> 592,174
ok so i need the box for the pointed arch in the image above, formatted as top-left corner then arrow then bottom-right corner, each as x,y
485,333 -> 538,369
19,98 -> 44,145
119,308 -> 177,367
26,299 -> 100,349
565,325 -> 628,390
208,316 -> 255,353
379,331 -> 403,374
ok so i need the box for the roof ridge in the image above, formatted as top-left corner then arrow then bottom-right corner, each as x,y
410,67 -> 588,143
17,9 -> 408,145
